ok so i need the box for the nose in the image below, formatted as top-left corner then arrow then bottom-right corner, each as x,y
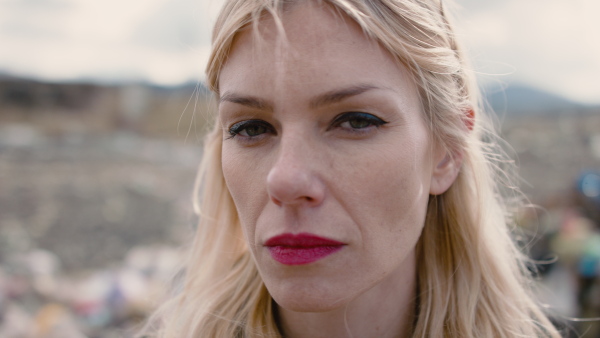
266,136 -> 326,207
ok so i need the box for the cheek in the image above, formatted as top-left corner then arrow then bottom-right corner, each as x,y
336,134 -> 432,255
221,146 -> 269,239
363,157 -> 428,234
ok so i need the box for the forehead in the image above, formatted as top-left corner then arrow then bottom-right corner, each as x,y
218,1 -> 418,108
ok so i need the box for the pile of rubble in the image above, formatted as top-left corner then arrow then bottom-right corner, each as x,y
0,245 -> 182,337
0,124 -> 201,337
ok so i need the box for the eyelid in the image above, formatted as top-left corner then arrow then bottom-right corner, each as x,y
329,111 -> 388,130
229,119 -> 273,130
227,119 -> 276,139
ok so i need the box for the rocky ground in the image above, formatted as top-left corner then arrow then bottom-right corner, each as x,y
0,124 -> 202,337
0,80 -> 598,336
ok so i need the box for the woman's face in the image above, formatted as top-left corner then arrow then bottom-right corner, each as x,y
218,2 -> 455,311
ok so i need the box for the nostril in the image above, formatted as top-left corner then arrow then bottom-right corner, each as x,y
270,196 -> 283,206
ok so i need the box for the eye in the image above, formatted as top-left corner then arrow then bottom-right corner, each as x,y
330,112 -> 388,131
227,119 -> 275,140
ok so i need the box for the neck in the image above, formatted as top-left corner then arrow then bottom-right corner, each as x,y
276,251 -> 417,338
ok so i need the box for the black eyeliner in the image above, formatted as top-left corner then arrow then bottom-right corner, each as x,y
227,119 -> 275,139
330,112 -> 388,130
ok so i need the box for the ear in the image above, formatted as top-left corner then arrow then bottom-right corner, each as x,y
464,108 -> 475,131
430,151 -> 463,195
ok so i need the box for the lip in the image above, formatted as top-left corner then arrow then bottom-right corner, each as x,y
264,233 -> 346,265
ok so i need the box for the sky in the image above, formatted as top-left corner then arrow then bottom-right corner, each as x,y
0,0 -> 599,104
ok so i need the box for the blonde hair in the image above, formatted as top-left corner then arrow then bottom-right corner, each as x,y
142,0 -> 561,337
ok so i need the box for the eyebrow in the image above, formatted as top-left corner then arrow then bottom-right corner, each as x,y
219,93 -> 271,110
309,84 -> 378,109
219,84 -> 379,110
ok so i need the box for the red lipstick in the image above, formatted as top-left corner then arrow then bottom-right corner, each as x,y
264,233 -> 345,265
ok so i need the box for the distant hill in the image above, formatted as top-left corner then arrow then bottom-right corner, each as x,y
0,74 -> 596,117
482,84 -> 596,116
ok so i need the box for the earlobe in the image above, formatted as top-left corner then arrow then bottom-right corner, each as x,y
430,152 -> 463,195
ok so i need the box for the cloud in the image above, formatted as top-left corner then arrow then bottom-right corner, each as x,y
131,0 -> 221,51
0,0 -> 598,103
0,0 -> 214,85
457,0 -> 600,104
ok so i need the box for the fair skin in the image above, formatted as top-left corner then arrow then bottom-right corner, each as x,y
218,2 -> 460,338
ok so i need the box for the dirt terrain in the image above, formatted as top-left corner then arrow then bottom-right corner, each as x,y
1,79 -> 599,336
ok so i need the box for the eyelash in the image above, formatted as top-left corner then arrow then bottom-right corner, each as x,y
226,112 -> 388,141
226,120 -> 275,140
329,112 -> 388,132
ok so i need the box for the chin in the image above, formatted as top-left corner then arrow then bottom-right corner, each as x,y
267,278 -> 351,313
